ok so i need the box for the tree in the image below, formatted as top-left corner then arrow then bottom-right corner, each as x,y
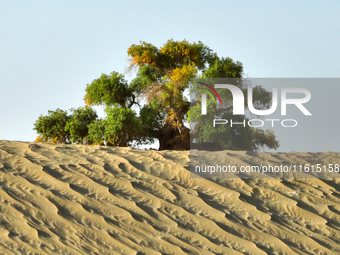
84,71 -> 136,108
34,108 -> 70,143
87,119 -> 106,145
127,40 -> 210,150
86,106 -> 144,147
124,39 -> 278,150
65,106 -> 98,144
102,105 -> 142,146
189,78 -> 279,151
35,39 -> 279,151
34,107 -> 98,145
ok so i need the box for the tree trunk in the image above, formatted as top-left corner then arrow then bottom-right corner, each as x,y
157,124 -> 190,150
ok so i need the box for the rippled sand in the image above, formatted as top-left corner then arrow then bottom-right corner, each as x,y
0,141 -> 340,254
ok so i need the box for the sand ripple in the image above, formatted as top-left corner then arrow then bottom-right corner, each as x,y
0,141 -> 340,254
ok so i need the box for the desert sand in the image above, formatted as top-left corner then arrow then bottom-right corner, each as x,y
0,140 -> 340,254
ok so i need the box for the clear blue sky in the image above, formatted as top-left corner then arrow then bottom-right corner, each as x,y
1,0 -> 339,152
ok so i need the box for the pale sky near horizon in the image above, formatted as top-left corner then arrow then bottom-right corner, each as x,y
1,0 -> 339,152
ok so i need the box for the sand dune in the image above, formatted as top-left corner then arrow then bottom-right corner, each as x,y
0,141 -> 340,254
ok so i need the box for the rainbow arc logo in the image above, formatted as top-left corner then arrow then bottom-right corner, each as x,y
196,82 -> 223,106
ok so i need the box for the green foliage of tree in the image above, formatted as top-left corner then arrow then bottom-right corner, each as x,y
65,106 -> 98,144
203,57 -> 243,78
34,109 -> 70,143
139,101 -> 164,143
86,105 -> 146,146
87,119 -> 106,145
191,110 -> 279,151
102,105 -> 141,146
84,71 -> 136,108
